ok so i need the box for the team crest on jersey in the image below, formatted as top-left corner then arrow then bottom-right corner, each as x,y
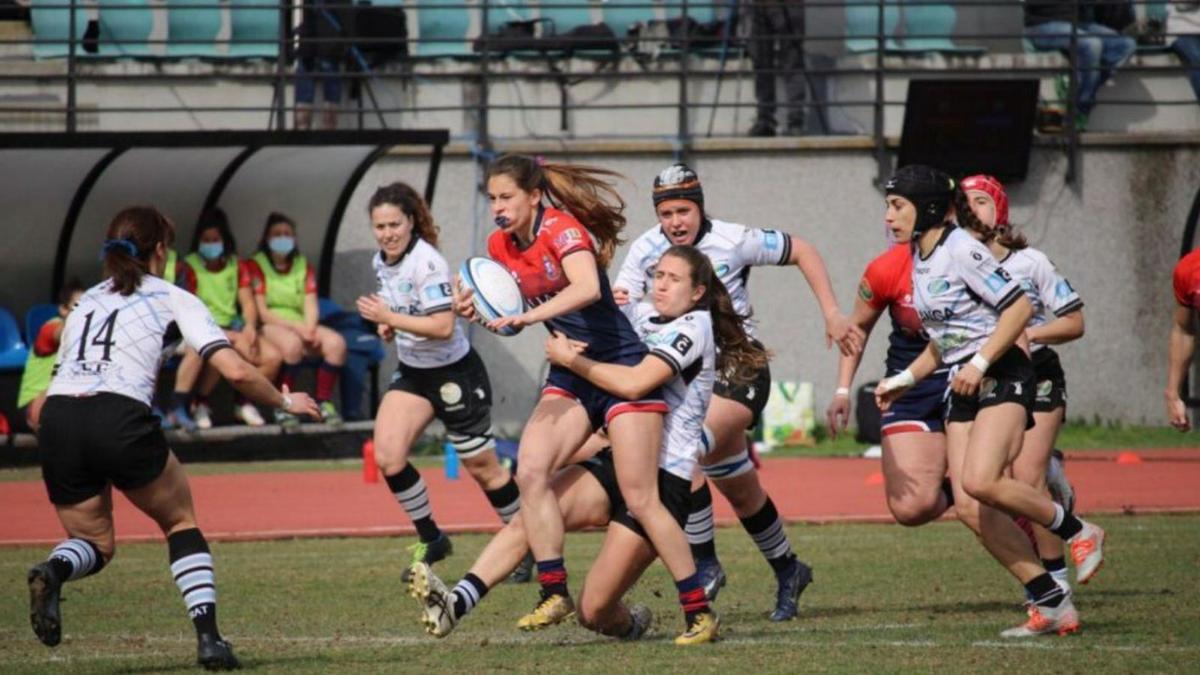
927,277 -> 951,296
398,281 -> 414,293
858,278 -> 874,302
554,228 -> 582,250
1055,279 -> 1075,298
979,377 -> 998,400
542,254 -> 559,280
439,382 -> 463,405
1037,379 -> 1053,399
762,231 -> 780,250
985,269 -> 1011,293
714,262 -> 731,277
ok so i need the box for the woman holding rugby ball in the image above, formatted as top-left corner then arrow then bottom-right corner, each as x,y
453,155 -> 715,642
355,182 -> 520,577
415,245 -> 759,644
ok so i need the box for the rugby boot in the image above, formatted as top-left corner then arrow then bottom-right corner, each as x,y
508,552 -> 534,584
517,593 -> 575,631
674,610 -> 719,645
1069,521 -> 1106,585
197,634 -> 241,670
408,562 -> 457,638
1000,595 -> 1080,638
318,401 -> 343,428
769,558 -> 813,622
402,534 -> 453,584
27,562 -> 63,647
696,556 -> 726,602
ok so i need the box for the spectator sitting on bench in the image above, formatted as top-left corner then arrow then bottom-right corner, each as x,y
17,279 -> 85,433
1170,0 -> 1200,103
170,208 -> 284,430
1024,0 -> 1137,129
244,211 -> 346,428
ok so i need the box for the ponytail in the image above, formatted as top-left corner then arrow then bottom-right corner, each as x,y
661,245 -> 770,386
102,206 -> 174,296
487,154 -> 627,268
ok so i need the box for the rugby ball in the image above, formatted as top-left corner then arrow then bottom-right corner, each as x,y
459,257 -> 525,336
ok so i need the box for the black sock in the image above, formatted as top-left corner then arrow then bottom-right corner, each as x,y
385,464 -> 442,542
940,477 -> 955,507
171,391 -> 192,410
739,497 -> 796,574
535,558 -> 569,598
1049,504 -> 1084,541
484,477 -> 521,524
1024,573 -> 1064,607
451,573 -> 489,620
167,528 -> 220,639
686,482 -> 717,562
1042,557 -> 1067,573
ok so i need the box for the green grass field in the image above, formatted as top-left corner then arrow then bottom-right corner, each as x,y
2,515 -> 1197,673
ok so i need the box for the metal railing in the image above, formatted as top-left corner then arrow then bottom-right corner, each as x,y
2,0 -> 1196,175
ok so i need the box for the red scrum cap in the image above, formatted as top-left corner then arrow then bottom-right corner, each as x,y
960,174 -> 1009,228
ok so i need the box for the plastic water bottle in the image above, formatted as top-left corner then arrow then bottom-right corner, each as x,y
444,441 -> 459,480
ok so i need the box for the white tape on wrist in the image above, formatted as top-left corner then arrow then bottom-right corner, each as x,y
969,353 -> 991,373
881,369 -> 915,393
834,387 -> 850,398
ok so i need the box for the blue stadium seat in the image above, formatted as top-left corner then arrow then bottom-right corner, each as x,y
28,0 -> 89,60
24,304 -> 59,347
0,308 -> 29,372
539,0 -> 593,36
601,0 -> 657,38
845,0 -> 902,53
897,2 -> 984,55
228,0 -> 281,59
95,0 -> 156,58
415,0 -> 474,58
663,0 -> 717,23
166,0 -> 223,58
485,0 -> 533,34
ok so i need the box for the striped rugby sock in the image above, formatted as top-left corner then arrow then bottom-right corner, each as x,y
451,573 -> 489,620
167,528 -> 220,639
47,538 -> 105,581
739,497 -> 796,575
686,483 -> 717,562
385,463 -> 442,542
484,478 -> 521,524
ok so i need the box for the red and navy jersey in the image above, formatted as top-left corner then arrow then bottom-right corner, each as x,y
859,244 -> 927,373
487,206 -> 645,363
1174,248 -> 1200,310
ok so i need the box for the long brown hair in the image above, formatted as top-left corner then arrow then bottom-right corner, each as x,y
369,182 -> 440,249
102,206 -> 174,295
661,245 -> 770,386
486,154 -> 626,268
954,186 -> 1027,250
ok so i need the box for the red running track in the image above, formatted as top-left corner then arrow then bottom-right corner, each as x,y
2,450 -> 1199,546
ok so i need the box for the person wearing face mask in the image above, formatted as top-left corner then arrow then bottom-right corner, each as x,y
170,209 -> 283,430
353,183 -> 524,584
612,163 -> 863,621
245,211 -> 347,428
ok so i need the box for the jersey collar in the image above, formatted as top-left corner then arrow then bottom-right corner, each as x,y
511,205 -> 545,252
917,223 -> 956,261
662,217 -> 712,247
379,236 -> 420,267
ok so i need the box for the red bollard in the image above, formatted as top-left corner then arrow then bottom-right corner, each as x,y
362,438 -> 378,483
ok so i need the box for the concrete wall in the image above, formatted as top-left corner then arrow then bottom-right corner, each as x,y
328,143 -> 1200,429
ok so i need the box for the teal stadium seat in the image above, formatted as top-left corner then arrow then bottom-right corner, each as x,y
845,0 -> 902,53
29,0 -> 89,59
484,0 -> 533,33
415,0 -> 474,58
663,0 -> 716,23
898,2 -> 984,55
167,0 -> 223,58
95,0 -> 155,58
0,308 -> 29,372
601,0 -> 656,37
228,0 -> 280,59
539,0 -> 593,36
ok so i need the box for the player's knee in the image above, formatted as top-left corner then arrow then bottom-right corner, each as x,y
374,447 -> 408,476
621,489 -> 660,522
514,461 -> 550,494
462,452 -> 505,486
888,495 -> 940,527
960,474 -> 998,505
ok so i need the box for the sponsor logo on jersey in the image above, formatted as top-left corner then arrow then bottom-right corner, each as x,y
715,263 -> 731,277
554,228 -> 583,250
919,307 -> 956,323
1037,379 -> 1053,399
927,277 -> 951,296
398,281 -> 414,294
979,377 -> 998,400
424,283 -> 452,300
985,269 -> 1012,293
858,278 -> 874,302
671,333 -> 694,356
762,231 -> 780,250
1055,279 -> 1075,298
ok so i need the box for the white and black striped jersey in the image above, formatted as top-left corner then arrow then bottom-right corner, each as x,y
373,238 -> 469,369
615,219 -> 792,336
911,226 -> 1025,365
47,276 -> 230,406
626,302 -> 715,482
998,247 -> 1084,353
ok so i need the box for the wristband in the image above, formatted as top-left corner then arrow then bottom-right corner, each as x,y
281,394 -> 293,412
969,353 -> 990,373
880,368 -> 915,393
834,387 -> 850,398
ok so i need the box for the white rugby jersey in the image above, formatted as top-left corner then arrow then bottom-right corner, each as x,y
373,238 -> 469,369
48,276 -> 230,407
998,247 -> 1084,353
615,219 -> 792,336
911,226 -> 1025,365
626,302 -> 715,481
